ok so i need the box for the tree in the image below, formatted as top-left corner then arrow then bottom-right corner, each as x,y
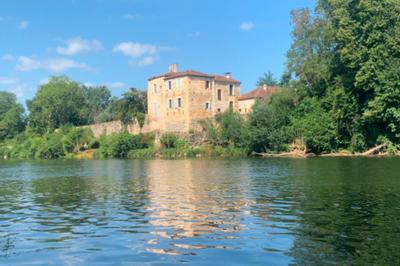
286,0 -> 400,150
82,85 -> 111,124
27,76 -> 88,134
0,91 -> 26,140
113,88 -> 147,125
257,71 -> 279,86
248,91 -> 295,152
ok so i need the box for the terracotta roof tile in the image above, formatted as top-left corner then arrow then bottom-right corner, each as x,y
148,70 -> 240,84
238,86 -> 284,101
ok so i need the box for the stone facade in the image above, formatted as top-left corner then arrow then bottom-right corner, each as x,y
147,64 -> 241,133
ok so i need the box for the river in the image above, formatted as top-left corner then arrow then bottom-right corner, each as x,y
0,158 -> 399,265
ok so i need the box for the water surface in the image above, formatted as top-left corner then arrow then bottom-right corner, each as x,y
0,158 -> 399,265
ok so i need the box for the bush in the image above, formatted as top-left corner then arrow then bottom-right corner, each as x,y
127,148 -> 156,159
36,133 -> 65,159
248,92 -> 295,152
292,98 -> 336,154
62,128 -> 94,153
160,133 -> 179,149
350,133 -> 366,153
98,132 -> 151,158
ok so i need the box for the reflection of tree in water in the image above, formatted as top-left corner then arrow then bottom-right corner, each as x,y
145,159 -> 252,254
0,179 -> 26,257
284,158 -> 400,265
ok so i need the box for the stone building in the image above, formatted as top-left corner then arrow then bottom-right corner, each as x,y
238,85 -> 284,114
147,64 -> 241,132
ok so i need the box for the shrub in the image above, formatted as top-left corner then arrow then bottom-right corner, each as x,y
350,133 -> 366,153
128,148 -> 156,159
62,128 -> 94,153
98,132 -> 151,158
160,133 -> 179,149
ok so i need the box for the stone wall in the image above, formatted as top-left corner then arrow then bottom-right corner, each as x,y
81,118 -> 154,138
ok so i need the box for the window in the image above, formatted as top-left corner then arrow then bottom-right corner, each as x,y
176,78 -> 182,89
178,97 -> 182,108
229,101 -> 233,109
229,84 -> 234,96
168,81 -> 172,90
169,99 -> 172,108
205,80 -> 210,89
217,89 -> 222,101
153,84 -> 157,93
205,102 -> 210,110
217,108 -> 221,113
239,109 -> 242,113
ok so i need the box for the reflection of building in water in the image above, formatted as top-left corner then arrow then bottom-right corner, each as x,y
146,160 -> 252,240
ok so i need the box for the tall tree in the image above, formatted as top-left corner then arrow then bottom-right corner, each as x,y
257,71 -> 279,86
0,91 -> 25,140
27,76 -> 88,134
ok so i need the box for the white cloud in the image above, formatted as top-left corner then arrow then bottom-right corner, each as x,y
19,20 -> 29,30
113,42 -> 170,67
240,21 -> 255,31
0,77 -> 18,85
16,56 -> 90,72
83,81 -> 126,89
104,82 -> 126,89
113,42 -> 160,57
137,56 -> 157,67
123,14 -> 138,20
56,37 -> 102,55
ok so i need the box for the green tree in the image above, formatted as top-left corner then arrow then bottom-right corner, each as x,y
27,76 -> 88,134
0,91 -> 26,140
113,88 -> 147,125
257,71 -> 279,86
248,91 -> 295,152
82,85 -> 111,124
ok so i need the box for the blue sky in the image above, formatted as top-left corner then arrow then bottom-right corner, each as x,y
0,0 -> 316,103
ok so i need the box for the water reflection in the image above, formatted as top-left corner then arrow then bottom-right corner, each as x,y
0,158 -> 399,265
145,160 -> 252,255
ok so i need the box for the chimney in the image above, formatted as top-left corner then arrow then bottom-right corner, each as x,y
224,72 -> 232,79
168,64 -> 178,73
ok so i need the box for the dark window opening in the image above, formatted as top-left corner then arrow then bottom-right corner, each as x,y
229,101 -> 233,109
229,84 -> 234,96
217,108 -> 221,112
168,81 -> 172,90
178,98 -> 182,108
169,99 -> 172,108
206,80 -> 210,89
217,89 -> 222,101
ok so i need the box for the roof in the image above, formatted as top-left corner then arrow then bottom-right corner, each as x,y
238,86 -> 284,101
148,70 -> 241,84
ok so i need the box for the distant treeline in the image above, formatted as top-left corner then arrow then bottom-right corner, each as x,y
1,0 -> 400,158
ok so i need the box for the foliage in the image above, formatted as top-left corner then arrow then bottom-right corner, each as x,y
62,127 -> 94,153
98,132 -> 150,158
0,91 -> 26,141
292,98 -> 336,154
257,71 -> 279,86
202,111 -> 248,148
248,91 -> 295,152
27,76 -> 88,134
113,88 -> 147,125
160,133 -> 180,149
287,0 -> 400,150
82,85 -> 112,124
